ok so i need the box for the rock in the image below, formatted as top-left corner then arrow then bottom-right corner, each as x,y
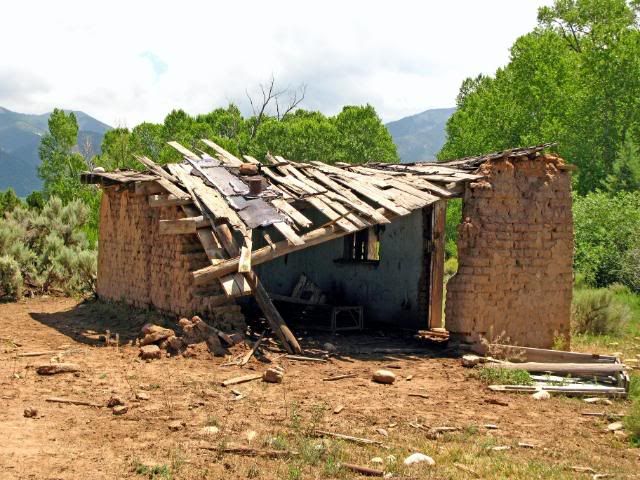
403,453 -> 435,466
490,446 -> 511,451
532,390 -> 551,400
462,354 -> 481,367
370,457 -> 384,465
183,345 -> 198,358
376,428 -> 389,437
227,333 -> 245,345
372,369 -> 396,384
93,167 -> 106,173
165,336 -> 185,354
613,430 -> 628,439
139,344 -> 161,360
201,426 -> 219,436
112,405 -> 128,415
23,407 -> 37,418
135,392 -> 150,401
323,342 -> 337,353
584,397 -> 612,405
178,318 -> 191,328
263,366 -> 285,383
168,420 -> 185,431
484,424 -> 498,430
607,421 -> 624,432
140,327 -> 175,346
205,334 -> 226,357
107,395 -> 125,408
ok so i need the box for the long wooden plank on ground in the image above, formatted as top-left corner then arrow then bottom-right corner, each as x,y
200,138 -> 243,166
485,345 -> 618,364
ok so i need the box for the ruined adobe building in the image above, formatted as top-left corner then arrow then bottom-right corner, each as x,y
82,142 -> 573,350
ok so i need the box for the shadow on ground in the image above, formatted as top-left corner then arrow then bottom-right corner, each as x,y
29,299 -> 170,346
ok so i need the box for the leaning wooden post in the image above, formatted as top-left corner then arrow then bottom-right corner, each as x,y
244,271 -> 302,354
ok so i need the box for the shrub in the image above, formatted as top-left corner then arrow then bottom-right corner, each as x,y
571,287 -> 630,335
620,248 -> 640,293
444,257 -> 459,277
573,191 -> 640,290
624,399 -> 640,445
0,255 -> 23,300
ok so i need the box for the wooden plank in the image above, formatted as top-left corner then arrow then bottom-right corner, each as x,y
428,200 -> 446,329
148,194 -> 193,208
306,196 -> 358,233
159,218 -> 198,235
221,273 -> 252,297
135,155 -> 181,186
387,179 -> 439,204
200,138 -> 243,166
333,176 -> 411,216
221,374 -> 262,387
167,140 -> 200,159
273,222 -> 305,246
488,384 -> 626,397
271,199 -> 312,228
238,232 -> 253,273
195,228 -> 224,259
488,362 -> 626,375
291,274 -> 308,298
485,345 -> 618,364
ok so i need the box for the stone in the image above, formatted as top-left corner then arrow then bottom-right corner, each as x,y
484,424 -> 498,430
107,395 -> 125,408
140,328 -> 175,347
263,366 -> 285,383
532,390 -> 550,400
183,345 -> 198,358
462,354 -> 481,367
23,407 -> 37,418
584,397 -> 612,405
403,453 -> 435,466
607,421 -> 623,432
372,369 -> 396,384
201,426 -> 219,436
168,420 -> 185,431
112,405 -> 128,415
139,344 -> 161,360
370,457 -> 384,465
323,342 -> 337,353
93,167 -> 106,173
135,392 -> 150,401
165,336 -> 185,354
376,428 -> 389,437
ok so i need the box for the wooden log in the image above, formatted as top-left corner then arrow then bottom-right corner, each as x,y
149,194 -> 193,208
36,363 -> 81,375
45,397 -> 103,407
314,430 -> 382,445
285,355 -> 326,362
489,362 -> 625,375
201,445 -> 297,458
239,332 -> 266,367
221,374 -> 262,387
192,214 -> 390,286
322,373 -> 356,381
17,351 -> 57,357
341,463 -> 384,477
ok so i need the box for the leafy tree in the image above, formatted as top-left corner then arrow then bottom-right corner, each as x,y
604,132 -> 640,192
440,0 -> 640,194
0,189 -> 24,217
98,127 -> 133,170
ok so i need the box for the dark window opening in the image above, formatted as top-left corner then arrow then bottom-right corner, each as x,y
341,227 -> 380,263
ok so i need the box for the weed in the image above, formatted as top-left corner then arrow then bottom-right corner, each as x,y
246,464 -> 260,479
134,462 -> 172,480
289,402 -> 301,431
270,434 -> 289,451
205,415 -> 219,427
286,464 -> 302,480
474,366 -> 533,385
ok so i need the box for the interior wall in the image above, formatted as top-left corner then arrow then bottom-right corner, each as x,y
445,155 -> 573,348
256,209 -> 428,329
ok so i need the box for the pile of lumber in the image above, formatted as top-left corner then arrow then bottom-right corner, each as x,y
466,344 -> 630,397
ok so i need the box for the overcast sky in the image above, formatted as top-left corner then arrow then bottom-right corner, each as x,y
0,1 -> 550,127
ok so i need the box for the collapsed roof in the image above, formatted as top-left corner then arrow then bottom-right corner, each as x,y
81,140 -> 553,353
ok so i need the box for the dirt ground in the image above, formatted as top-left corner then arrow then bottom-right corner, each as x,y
1,297 -> 638,480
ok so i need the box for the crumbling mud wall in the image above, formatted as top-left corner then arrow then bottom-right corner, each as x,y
446,155 -> 573,348
97,188 -> 244,331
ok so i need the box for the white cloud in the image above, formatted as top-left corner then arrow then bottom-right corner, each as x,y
0,0 -> 551,126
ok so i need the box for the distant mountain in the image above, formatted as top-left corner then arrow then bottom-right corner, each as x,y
0,107 -> 111,196
386,107 -> 455,163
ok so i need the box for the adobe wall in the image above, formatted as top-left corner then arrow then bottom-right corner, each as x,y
445,154 -> 573,348
97,187 -> 245,332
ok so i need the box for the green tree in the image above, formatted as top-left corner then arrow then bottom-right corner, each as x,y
38,109 -> 89,202
604,132 -> 640,192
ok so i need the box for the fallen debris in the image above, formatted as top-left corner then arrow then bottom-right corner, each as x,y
607,421 -> 623,432
23,407 -> 38,418
285,354 -> 326,362
139,344 -> 162,360
262,365 -> 285,383
341,463 -> 384,477
36,363 -> 81,375
403,453 -> 435,466
135,392 -> 150,401
372,369 -> 396,384
46,397 -> 103,408
222,374 -> 262,387
18,350 -> 58,357
112,405 -> 128,415
408,392 -> 429,399
239,332 -> 266,367
168,420 -> 185,431
462,354 -> 482,368
584,397 -> 612,405
107,395 -> 125,408
532,390 -> 551,401
333,404 -> 344,414
322,373 -> 356,381
315,429 -> 382,445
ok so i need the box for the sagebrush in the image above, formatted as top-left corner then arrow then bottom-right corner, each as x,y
0,197 -> 96,299
571,287 -> 630,336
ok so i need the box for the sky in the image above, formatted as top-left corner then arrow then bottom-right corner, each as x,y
0,1 -> 551,127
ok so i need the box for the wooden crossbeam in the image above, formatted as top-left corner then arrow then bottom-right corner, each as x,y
149,194 -> 193,208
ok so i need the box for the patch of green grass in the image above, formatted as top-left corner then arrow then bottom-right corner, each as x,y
474,366 -> 533,385
134,462 -> 172,480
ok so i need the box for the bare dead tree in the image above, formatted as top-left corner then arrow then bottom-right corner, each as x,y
246,76 -> 307,139
80,135 -> 96,170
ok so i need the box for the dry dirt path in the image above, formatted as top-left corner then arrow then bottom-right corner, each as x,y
0,297 -> 637,479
